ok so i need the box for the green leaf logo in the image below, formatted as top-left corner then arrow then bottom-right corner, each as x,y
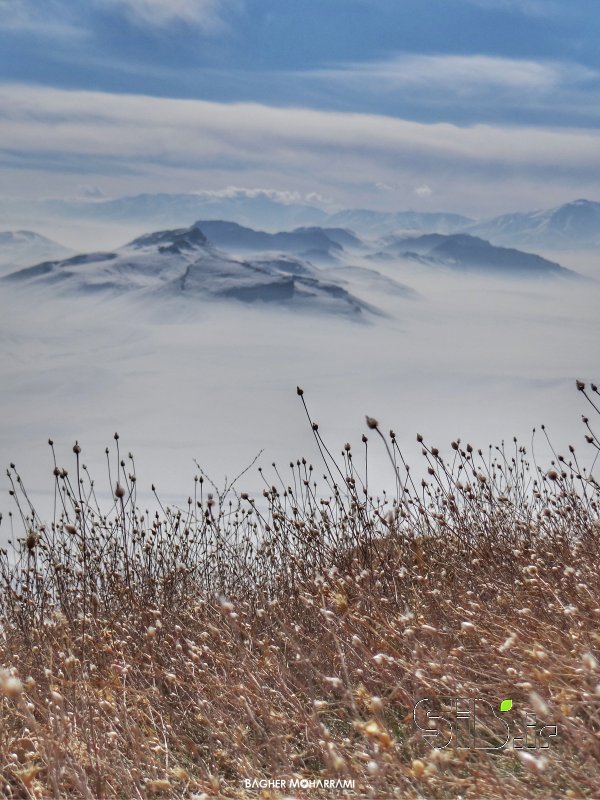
500,699 -> 513,712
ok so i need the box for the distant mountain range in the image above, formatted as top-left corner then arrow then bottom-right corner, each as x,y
465,199 -> 600,250
0,230 -> 74,275
376,233 -> 577,277
1,218 -> 580,323
326,209 -> 473,237
32,193 -> 600,250
43,192 -> 327,232
1,223 -> 375,316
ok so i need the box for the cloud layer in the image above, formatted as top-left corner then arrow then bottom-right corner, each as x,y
1,82 -> 599,214
100,0 -> 238,28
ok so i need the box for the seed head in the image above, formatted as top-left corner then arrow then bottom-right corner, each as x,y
517,751 -> 547,773
366,416 -> 379,430
26,532 -> 39,551
529,691 -> 549,717
0,669 -> 23,698
411,759 -> 426,778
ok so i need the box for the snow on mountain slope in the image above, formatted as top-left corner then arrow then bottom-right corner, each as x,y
192,220 -> 344,262
2,224 -> 374,316
375,233 -> 579,278
466,199 -> 600,250
0,230 -> 74,275
325,209 -> 473,237
292,227 -> 364,251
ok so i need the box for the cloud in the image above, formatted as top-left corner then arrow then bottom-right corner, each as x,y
78,185 -> 106,198
188,187 -> 329,205
1,82 -> 600,215
0,0 -> 240,35
0,0 -> 84,37
414,185 -> 433,198
310,54 -> 597,95
1,82 -> 598,169
99,0 -> 239,28
465,0 -> 559,16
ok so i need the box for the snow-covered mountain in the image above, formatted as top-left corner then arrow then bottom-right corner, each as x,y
0,230 -> 74,275
16,191 -> 600,252
34,192 -> 474,240
44,192 -> 328,232
292,226 -> 364,251
192,221 -> 345,262
2,223 -> 374,316
324,209 -> 473,237
466,199 -> 600,250
375,233 -> 578,277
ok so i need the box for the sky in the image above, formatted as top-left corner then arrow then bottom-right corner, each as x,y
1,1 -> 600,533
1,0 -> 600,215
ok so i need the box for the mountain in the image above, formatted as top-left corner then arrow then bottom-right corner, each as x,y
2,224 -> 372,316
0,230 -> 74,275
376,233 -> 578,277
43,192 -> 328,232
193,220 -> 344,262
324,209 -> 473,238
34,193 -> 472,240
467,199 -> 600,250
292,227 -> 364,250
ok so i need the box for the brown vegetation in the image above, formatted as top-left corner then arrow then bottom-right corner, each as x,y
1,382 -> 599,798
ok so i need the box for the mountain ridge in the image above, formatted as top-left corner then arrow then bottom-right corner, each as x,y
2,223 -> 376,317
375,233 -> 579,278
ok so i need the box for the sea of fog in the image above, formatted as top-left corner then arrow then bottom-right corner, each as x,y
0,247 -> 599,540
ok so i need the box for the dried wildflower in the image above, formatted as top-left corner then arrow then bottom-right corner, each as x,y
369,696 -> 384,714
146,779 -> 172,794
517,751 -> 547,773
583,652 -> 598,671
412,759 -> 426,778
0,669 -> 23,698
421,624 -> 437,634
26,532 -> 39,550
499,633 -> 517,653
529,691 -> 549,717
365,416 -> 379,430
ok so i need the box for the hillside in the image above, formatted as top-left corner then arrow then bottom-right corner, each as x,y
2,223 -> 372,316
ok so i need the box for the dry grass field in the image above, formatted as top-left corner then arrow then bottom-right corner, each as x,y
1,383 -> 599,799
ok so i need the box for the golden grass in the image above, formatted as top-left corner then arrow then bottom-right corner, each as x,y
1,382 -> 599,799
